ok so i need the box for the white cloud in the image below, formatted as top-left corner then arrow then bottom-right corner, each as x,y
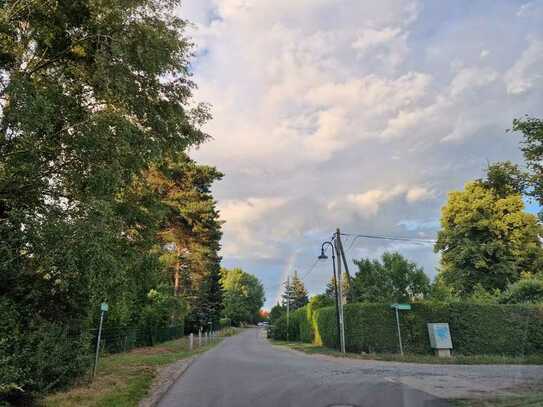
177,0 -> 543,307
504,38 -> 543,95
219,198 -> 287,259
332,185 -> 434,217
449,67 -> 499,98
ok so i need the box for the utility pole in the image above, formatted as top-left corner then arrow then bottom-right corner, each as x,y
286,275 -> 290,343
331,247 -> 341,351
335,229 -> 353,302
335,230 -> 346,353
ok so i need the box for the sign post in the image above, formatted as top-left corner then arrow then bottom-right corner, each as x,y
390,304 -> 411,356
427,323 -> 453,357
92,303 -> 108,379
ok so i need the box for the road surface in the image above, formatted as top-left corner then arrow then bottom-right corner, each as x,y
159,328 -> 455,407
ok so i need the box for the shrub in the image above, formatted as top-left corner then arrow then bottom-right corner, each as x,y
219,317 -> 232,328
0,300 -> 91,403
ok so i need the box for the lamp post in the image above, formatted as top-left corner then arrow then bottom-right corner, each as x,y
319,241 -> 345,353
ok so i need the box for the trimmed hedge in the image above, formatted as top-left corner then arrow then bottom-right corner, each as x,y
270,306 -> 307,341
276,301 -> 543,356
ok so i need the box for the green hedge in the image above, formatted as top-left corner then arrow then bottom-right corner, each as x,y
280,301 -> 543,356
270,307 -> 306,341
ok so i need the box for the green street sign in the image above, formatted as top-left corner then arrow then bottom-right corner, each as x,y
391,303 -> 411,310
100,303 -> 109,312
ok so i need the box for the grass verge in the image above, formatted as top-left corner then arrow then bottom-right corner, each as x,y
43,336 -> 223,407
451,392 -> 543,406
272,341 -> 543,365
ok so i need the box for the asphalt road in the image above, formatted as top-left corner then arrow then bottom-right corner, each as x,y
158,328 -> 451,407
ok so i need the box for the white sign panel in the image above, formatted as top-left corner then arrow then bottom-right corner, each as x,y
427,323 -> 453,349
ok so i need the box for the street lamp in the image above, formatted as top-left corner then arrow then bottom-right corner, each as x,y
319,241 -> 343,352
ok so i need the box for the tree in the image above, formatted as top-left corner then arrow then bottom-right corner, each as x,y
351,252 -> 430,303
428,275 -> 457,303
325,277 -> 337,300
0,0 -> 216,397
144,153 -> 223,332
282,271 -> 309,311
221,268 -> 265,326
434,181 -> 543,296
480,161 -> 527,198
513,117 -> 543,210
1,0 -> 208,322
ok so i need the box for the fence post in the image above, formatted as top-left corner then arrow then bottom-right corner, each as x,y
189,333 -> 193,351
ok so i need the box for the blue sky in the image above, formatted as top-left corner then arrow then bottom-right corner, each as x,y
176,0 -> 543,308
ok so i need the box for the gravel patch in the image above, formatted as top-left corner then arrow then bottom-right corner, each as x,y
288,349 -> 543,399
139,356 -> 197,407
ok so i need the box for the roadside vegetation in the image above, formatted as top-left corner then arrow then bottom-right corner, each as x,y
451,391 -> 543,407
0,1 -> 267,402
273,341 -> 543,365
267,117 -> 543,403
43,335 -> 228,407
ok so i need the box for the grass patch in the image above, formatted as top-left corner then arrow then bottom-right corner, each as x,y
273,341 -> 543,365
43,336 -> 222,407
451,393 -> 543,406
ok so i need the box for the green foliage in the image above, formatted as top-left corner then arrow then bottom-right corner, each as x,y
279,301 -> 543,357
270,307 -> 307,342
145,153 -> 223,332
309,294 -> 334,310
219,318 -> 231,328
503,276 -> 543,304
282,271 -> 309,311
480,161 -> 527,198
468,284 -> 502,304
140,287 -> 186,344
435,181 -> 543,296
0,299 -> 91,403
269,304 -> 286,325
428,275 -> 458,303
0,0 -> 221,399
513,116 -> 543,210
351,252 -> 430,303
221,268 -> 265,325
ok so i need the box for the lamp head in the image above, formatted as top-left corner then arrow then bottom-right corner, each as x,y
318,248 -> 328,260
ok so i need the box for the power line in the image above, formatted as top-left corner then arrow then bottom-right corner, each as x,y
299,258 -> 320,279
343,233 -> 436,254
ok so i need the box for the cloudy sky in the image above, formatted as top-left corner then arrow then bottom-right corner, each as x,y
176,0 -> 543,308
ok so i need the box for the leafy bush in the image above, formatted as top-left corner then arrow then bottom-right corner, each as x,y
503,277 -> 543,304
219,317 -> 232,328
140,287 -> 186,346
0,300 -> 91,403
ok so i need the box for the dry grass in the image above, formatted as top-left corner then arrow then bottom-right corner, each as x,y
43,337 -> 221,407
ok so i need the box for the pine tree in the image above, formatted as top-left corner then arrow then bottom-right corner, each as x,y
144,153 -> 223,331
324,273 -> 349,302
282,271 -> 309,311
325,276 -> 337,300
